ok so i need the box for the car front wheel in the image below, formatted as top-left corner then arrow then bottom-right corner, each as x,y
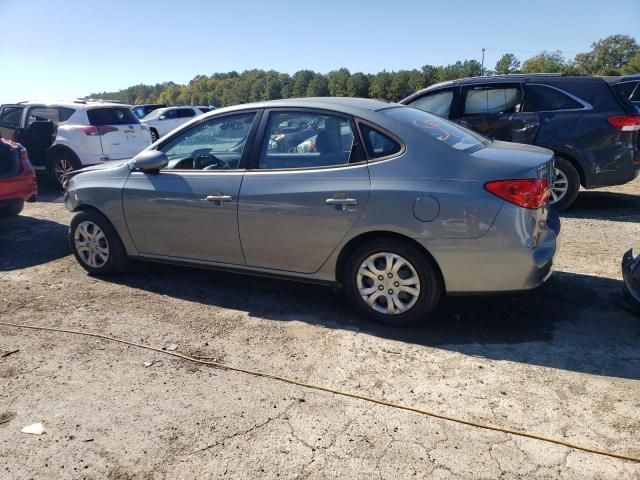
69,211 -> 127,275
343,239 -> 442,326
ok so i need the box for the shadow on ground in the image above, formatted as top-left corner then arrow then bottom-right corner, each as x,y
0,214 -> 69,270
564,190 -> 640,222
34,176 -> 64,203
107,262 -> 640,380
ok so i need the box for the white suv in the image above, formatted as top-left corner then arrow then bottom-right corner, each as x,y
0,100 -> 153,187
141,106 -> 212,141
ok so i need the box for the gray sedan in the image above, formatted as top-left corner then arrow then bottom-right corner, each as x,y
64,98 -> 560,325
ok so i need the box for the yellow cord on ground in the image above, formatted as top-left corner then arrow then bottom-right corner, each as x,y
1,321 -> 639,464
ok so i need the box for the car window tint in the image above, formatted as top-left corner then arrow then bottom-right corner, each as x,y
199,107 -> 211,113
409,90 -> 454,118
359,124 -> 401,159
464,87 -> 523,115
523,85 -> 583,111
0,106 -> 24,128
258,111 -> 356,169
27,107 -> 62,126
87,107 -> 139,125
383,107 -> 488,153
58,107 -> 75,122
160,112 -> 256,170
177,108 -> 196,118
163,109 -> 178,119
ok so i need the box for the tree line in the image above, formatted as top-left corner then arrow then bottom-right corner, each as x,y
88,35 -> 640,108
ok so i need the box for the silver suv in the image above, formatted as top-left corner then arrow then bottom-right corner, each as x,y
0,100 -> 153,187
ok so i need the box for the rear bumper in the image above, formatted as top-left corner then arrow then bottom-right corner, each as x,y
0,172 -> 38,204
421,204 -> 560,294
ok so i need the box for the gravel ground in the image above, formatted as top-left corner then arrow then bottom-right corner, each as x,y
1,178 -> 639,479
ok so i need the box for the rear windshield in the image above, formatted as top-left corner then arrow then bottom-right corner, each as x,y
615,81 -> 640,102
87,107 -> 139,126
383,107 -> 488,152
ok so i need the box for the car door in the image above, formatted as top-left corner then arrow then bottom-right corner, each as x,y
156,108 -> 179,136
122,110 -> 260,264
460,84 -> 540,143
0,105 -> 25,141
238,109 -> 370,274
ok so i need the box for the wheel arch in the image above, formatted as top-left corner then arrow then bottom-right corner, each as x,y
47,144 -> 80,164
552,150 -> 585,187
335,231 -> 446,291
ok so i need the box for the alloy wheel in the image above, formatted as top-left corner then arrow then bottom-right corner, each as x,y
74,221 -> 110,268
356,252 -> 421,315
55,159 -> 75,185
549,168 -> 569,204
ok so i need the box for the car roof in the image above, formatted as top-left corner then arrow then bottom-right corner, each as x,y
208,97 -> 396,117
8,100 -> 130,109
401,74 -> 621,102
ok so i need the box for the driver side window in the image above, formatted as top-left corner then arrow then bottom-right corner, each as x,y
159,113 -> 256,170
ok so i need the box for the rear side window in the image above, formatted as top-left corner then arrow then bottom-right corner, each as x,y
359,124 -> 401,159
409,90 -> 454,118
0,106 -> 24,128
614,81 -> 640,102
27,106 -> 75,126
177,108 -> 196,118
523,84 -> 584,112
383,106 -> 488,153
464,87 -> 523,115
198,107 -> 211,113
88,107 -> 139,126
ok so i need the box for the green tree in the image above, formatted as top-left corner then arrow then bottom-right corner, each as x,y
494,53 -> 521,74
326,68 -> 350,96
306,75 -> 329,97
291,70 -> 316,97
574,34 -> 640,75
621,52 -> 640,74
346,72 -> 370,97
369,71 -> 392,99
521,50 -> 566,73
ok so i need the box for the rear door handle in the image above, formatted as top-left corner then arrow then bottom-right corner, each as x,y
205,194 -> 233,202
326,198 -> 358,206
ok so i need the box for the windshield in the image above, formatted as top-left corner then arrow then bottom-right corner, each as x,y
382,106 -> 489,153
141,108 -> 167,121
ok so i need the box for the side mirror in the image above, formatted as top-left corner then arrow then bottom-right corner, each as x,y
131,149 -> 168,172
159,115 -> 166,120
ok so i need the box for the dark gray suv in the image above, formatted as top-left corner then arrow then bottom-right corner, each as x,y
401,74 -> 640,210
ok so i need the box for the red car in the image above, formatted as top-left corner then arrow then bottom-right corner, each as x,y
0,137 -> 37,217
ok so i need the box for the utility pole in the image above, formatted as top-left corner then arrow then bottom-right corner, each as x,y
481,47 -> 486,76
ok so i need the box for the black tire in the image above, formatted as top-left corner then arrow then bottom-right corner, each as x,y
343,239 -> 442,326
550,156 -> 580,212
150,128 -> 159,142
0,200 -> 24,217
69,210 -> 128,275
48,150 -> 81,189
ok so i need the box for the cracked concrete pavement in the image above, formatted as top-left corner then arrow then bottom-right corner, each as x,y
1,180 -> 639,479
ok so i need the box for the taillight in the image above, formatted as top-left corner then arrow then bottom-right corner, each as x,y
608,115 -> 640,132
484,178 -> 550,209
75,125 -> 118,135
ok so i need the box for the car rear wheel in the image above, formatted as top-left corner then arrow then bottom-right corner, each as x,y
344,239 -> 442,326
69,211 -> 127,275
549,157 -> 580,212
0,200 -> 24,217
48,151 -> 80,189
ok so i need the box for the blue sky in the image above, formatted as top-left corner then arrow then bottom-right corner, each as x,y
1,0 -> 638,104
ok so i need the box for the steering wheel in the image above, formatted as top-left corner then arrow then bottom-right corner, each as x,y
194,153 -> 225,170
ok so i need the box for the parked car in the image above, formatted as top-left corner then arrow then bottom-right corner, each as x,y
0,137 -> 37,217
141,106 -> 212,141
401,74 -> 640,211
0,100 -> 153,187
64,97 -> 559,325
131,103 -> 167,119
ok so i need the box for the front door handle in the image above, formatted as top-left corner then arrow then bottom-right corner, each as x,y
326,198 -> 358,206
205,194 -> 233,202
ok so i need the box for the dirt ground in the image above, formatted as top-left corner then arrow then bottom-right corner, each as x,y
1,178 -> 640,479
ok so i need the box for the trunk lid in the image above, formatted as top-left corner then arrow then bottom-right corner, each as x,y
87,107 -> 151,160
469,140 -> 554,184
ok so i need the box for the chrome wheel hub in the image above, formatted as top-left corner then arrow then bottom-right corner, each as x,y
549,168 -> 568,204
74,221 -> 109,268
356,252 -> 421,315
55,159 -> 74,184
